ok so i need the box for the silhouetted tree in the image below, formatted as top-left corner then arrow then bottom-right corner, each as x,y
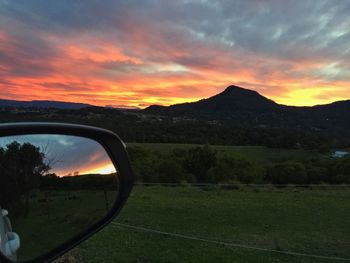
184,145 -> 217,182
0,141 -> 50,213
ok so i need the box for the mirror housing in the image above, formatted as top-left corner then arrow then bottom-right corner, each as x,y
0,123 -> 134,263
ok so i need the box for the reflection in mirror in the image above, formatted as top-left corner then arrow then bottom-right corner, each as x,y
0,135 -> 119,262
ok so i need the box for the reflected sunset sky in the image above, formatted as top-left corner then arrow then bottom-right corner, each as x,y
0,1 -> 349,107
0,135 -> 116,176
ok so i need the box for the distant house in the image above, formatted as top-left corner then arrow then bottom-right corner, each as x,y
332,151 -> 349,158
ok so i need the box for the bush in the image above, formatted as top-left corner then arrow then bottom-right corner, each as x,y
207,155 -> 265,184
184,145 -> 217,182
305,164 -> 326,184
128,147 -> 160,182
158,159 -> 192,183
269,161 -> 307,185
238,164 -> 265,184
207,162 -> 231,183
334,157 -> 350,183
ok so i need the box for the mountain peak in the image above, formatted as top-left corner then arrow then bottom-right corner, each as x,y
143,85 -> 350,126
224,85 -> 255,92
221,85 -> 260,96
197,85 -> 278,111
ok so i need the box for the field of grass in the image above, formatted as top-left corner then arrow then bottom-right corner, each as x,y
126,143 -> 324,164
11,190 -> 117,261
7,144 -> 345,262
78,185 -> 350,263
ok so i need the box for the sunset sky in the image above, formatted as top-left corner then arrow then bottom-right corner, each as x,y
0,135 -> 116,176
0,0 -> 349,107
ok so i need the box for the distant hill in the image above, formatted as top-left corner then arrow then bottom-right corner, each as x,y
0,99 -> 91,109
147,85 -> 279,113
145,85 -> 350,132
1,86 -> 349,147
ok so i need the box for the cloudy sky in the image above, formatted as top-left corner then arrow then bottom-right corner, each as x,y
0,0 -> 349,107
0,134 -> 116,176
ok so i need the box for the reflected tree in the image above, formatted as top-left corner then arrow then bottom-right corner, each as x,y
0,142 -> 50,214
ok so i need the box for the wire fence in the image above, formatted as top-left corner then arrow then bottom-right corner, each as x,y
119,182 -> 350,260
133,182 -> 350,189
112,222 -> 350,262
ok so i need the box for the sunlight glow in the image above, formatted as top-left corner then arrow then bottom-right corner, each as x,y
276,88 -> 346,106
0,2 -> 349,107
81,163 -> 117,175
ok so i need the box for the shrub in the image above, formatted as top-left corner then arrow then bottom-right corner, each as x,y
334,156 -> 350,183
207,155 -> 265,184
269,161 -> 307,185
305,164 -> 326,184
158,159 -> 190,183
128,147 -> 160,183
184,145 -> 217,182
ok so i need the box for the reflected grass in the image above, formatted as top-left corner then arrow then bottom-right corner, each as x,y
11,190 -> 116,261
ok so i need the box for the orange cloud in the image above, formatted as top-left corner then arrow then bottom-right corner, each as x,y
52,146 -> 117,177
0,4 -> 349,108
64,43 -> 143,66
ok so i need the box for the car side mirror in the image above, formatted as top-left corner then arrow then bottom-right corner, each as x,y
0,123 -> 134,263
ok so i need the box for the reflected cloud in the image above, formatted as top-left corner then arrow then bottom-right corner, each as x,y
0,135 -> 116,176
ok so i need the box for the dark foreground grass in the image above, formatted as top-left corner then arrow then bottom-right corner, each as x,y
79,186 -> 350,263
11,190 -> 116,261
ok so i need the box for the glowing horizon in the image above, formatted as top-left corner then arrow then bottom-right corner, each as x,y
56,162 -> 116,177
0,1 -> 349,107
0,134 -> 117,177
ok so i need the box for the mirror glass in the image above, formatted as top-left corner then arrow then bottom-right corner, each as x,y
0,134 -> 119,262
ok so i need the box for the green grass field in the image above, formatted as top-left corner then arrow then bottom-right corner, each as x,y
77,186 -> 350,263
8,144 -> 346,262
127,143 -> 324,164
11,190 -> 117,261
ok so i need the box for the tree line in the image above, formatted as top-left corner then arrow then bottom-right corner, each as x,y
1,107 -> 348,150
128,145 -> 350,185
40,173 -> 118,190
1,141 -> 349,216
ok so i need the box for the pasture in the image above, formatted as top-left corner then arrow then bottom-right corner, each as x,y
78,185 -> 350,263
7,144 -> 348,262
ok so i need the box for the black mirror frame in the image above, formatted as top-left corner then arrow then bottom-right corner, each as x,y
0,122 -> 134,263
